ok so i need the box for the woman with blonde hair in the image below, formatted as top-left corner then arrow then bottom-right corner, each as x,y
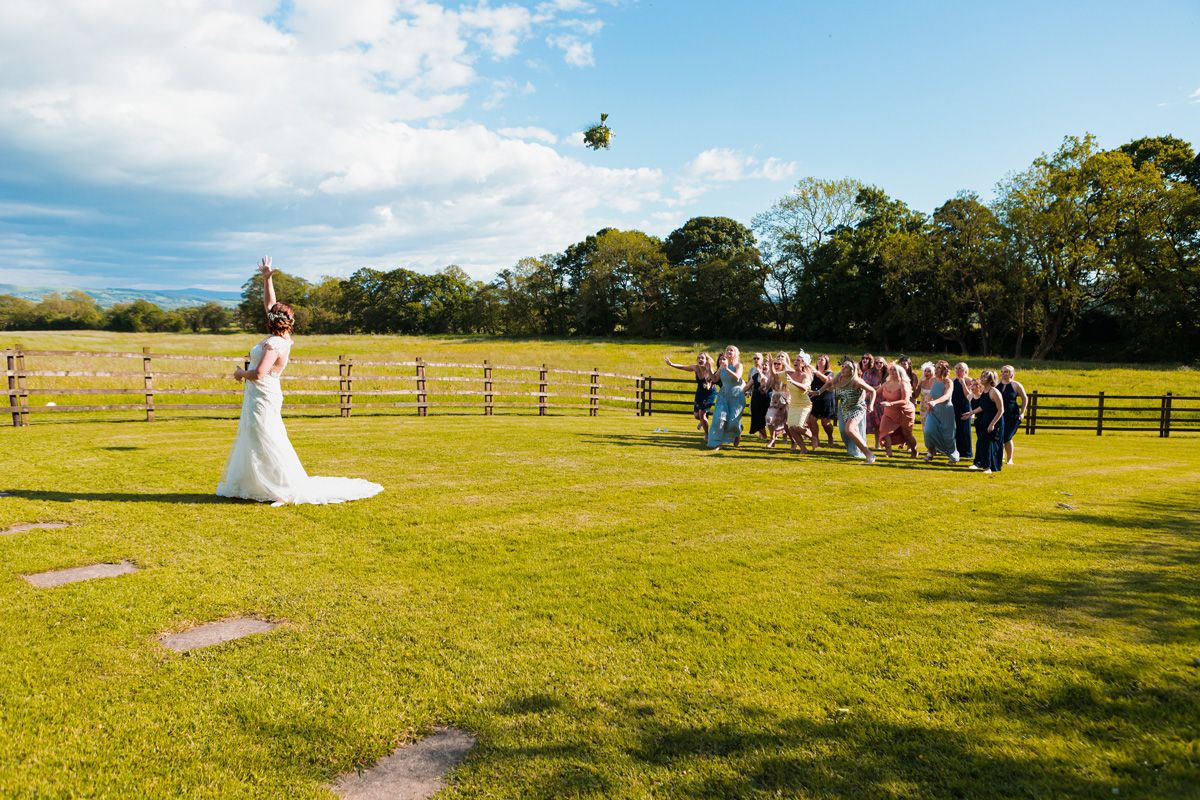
876,362 -> 918,458
785,350 -> 816,452
951,362 -> 974,461
998,365 -> 1028,465
921,360 -> 959,463
763,352 -> 792,447
666,352 -> 718,437
813,356 -> 877,463
706,345 -> 746,450
963,369 -> 1006,473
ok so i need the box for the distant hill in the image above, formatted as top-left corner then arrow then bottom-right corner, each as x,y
0,284 -> 241,310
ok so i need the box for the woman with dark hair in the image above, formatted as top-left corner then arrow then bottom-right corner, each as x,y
747,352 -> 772,440
998,365 -> 1027,465
807,354 -> 836,447
866,355 -> 888,447
965,369 -> 1006,474
951,362 -> 974,461
217,257 -> 383,505
666,353 -> 718,437
922,360 -> 959,463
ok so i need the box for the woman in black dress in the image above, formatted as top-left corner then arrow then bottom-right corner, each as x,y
966,370 -> 1005,474
951,362 -> 974,461
998,365 -> 1027,465
747,352 -> 772,440
806,353 -> 837,447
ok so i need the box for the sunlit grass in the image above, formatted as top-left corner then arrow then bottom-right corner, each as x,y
0,413 -> 1196,797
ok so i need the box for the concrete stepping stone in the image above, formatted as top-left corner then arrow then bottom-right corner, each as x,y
333,727 -> 477,800
2,521 -> 69,536
160,617 -> 277,652
23,560 -> 137,588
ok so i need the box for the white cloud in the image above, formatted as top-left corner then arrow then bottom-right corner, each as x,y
685,148 -> 798,182
546,34 -> 595,67
1190,87 -> 1200,103
497,126 -> 559,144
0,2 -> 800,285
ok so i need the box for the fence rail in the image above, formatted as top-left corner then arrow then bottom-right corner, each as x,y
640,377 -> 1200,437
7,348 -> 1198,436
3,346 -> 650,426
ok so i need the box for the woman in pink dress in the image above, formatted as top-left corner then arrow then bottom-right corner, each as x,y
876,362 -> 918,458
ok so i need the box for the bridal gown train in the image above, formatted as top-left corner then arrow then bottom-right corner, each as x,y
216,336 -> 383,505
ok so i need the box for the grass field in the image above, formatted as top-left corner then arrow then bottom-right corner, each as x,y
1,408 -> 1197,797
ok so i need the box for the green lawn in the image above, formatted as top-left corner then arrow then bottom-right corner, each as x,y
1,412 -> 1197,798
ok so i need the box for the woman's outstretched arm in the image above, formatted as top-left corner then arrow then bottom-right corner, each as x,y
260,256 -> 277,312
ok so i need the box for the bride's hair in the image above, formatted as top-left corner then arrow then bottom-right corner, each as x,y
266,302 -> 295,336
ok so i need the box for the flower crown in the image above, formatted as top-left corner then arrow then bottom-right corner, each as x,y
267,309 -> 293,323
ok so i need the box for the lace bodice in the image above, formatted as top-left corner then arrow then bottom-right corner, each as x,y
249,335 -> 291,376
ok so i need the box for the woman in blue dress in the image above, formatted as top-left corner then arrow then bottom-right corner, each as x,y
706,346 -> 746,450
666,352 -> 718,438
922,360 -> 959,463
966,370 -> 1006,473
998,365 -> 1027,465
812,357 -> 877,463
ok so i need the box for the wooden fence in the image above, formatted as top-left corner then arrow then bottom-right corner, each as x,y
641,376 -> 1200,437
3,346 -> 647,426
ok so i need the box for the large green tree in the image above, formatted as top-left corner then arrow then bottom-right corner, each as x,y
753,177 -> 866,333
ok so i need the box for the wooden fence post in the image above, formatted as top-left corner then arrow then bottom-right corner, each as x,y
416,357 -> 427,417
589,368 -> 599,417
483,359 -> 493,416
636,376 -> 643,416
1027,390 -> 1038,435
15,345 -> 28,426
5,348 -> 19,428
338,355 -> 353,418
142,346 -> 155,422
1096,391 -> 1104,436
646,375 -> 654,416
538,363 -> 547,416
1163,392 -> 1172,438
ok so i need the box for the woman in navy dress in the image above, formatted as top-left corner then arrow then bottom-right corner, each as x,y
807,354 -> 837,448
998,365 -> 1028,465
951,362 -> 974,461
666,353 -> 718,438
966,370 -> 1006,473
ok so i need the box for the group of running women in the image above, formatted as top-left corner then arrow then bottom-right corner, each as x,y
665,346 -> 1028,473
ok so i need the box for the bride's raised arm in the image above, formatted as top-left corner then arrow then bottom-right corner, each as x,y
259,256 -> 277,312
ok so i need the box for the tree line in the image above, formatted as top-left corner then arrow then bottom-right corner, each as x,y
0,292 -> 232,333
4,133 -> 1197,360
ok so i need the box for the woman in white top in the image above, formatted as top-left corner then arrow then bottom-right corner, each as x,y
216,257 -> 383,506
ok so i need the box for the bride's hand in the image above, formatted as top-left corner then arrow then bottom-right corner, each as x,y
258,256 -> 275,278
233,368 -> 244,382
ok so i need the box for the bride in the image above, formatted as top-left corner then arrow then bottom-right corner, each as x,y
216,257 -> 383,506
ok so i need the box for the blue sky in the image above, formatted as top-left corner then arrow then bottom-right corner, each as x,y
0,0 -> 1197,292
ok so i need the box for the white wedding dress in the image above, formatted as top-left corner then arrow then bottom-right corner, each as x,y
216,336 -> 383,505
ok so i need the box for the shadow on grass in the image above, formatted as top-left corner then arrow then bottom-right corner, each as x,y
2,489 -> 252,504
477,691 -> 1152,799
919,497 -> 1200,645
576,431 -> 963,471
